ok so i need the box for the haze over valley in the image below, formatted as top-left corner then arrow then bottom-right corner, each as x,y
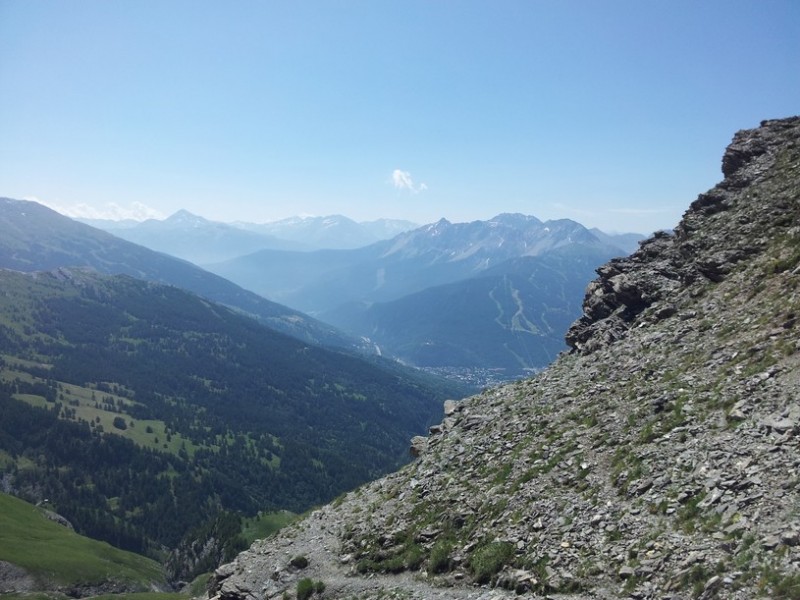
80,208 -> 643,382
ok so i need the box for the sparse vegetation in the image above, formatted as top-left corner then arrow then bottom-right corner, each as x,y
428,537 -> 454,574
468,541 -> 515,584
295,578 -> 315,600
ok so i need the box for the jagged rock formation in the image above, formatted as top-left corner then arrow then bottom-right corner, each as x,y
208,117 -> 800,599
566,116 -> 800,355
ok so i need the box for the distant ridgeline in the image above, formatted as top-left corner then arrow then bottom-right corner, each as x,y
208,214 -> 637,380
0,268 -> 466,581
0,197 -> 641,384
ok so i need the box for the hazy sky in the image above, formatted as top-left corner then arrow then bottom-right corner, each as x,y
1,1 -> 798,234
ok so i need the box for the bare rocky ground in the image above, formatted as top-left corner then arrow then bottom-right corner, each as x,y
0,561 -> 37,594
210,117 -> 800,600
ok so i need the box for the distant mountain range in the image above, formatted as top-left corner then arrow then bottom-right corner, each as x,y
16,198 -> 645,381
209,214 -> 641,378
589,227 -> 645,254
81,211 -> 419,264
210,214 -> 640,310
0,198 -> 359,350
233,214 -> 419,251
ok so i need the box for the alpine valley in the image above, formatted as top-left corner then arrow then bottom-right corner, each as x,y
82,208 -> 641,384
0,195 -> 636,593
0,202 -> 473,591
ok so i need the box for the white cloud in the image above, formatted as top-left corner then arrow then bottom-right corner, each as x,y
29,197 -> 164,221
391,169 -> 428,193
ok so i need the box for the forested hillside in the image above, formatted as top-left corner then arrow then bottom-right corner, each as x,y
0,268 -> 468,581
325,250 -> 611,377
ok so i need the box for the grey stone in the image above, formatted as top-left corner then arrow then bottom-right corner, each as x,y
618,565 -> 636,579
409,436 -> 427,457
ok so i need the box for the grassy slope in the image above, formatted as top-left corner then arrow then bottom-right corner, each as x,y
0,493 -> 166,590
240,511 -> 297,545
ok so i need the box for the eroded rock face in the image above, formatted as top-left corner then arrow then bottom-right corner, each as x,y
721,117 -> 800,185
209,117 -> 800,600
566,116 -> 800,355
565,230 -> 693,354
0,561 -> 36,594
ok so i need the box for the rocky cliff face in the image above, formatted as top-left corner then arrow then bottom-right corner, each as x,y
566,116 -> 800,355
209,117 -> 800,600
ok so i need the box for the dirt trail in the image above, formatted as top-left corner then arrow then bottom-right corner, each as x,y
225,507 -> 597,600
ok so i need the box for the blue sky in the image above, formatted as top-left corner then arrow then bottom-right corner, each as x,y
1,1 -> 797,234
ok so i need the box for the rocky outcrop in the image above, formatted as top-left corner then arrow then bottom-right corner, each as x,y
0,559 -> 160,599
0,561 -> 36,594
566,116 -> 800,355
40,507 -> 74,530
209,117 -> 800,600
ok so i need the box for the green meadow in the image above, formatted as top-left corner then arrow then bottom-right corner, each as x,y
0,493 -> 166,590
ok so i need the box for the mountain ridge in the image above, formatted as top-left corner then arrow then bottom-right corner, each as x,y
324,249 -> 611,380
0,198 -> 361,351
209,213 -> 632,312
235,214 -> 419,251
81,211 -> 421,261
209,116 -> 800,600
209,213 -> 631,380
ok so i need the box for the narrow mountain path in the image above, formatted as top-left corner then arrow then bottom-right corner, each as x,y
214,494 -> 608,600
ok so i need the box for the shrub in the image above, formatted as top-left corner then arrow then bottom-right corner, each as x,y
295,577 -> 325,599
112,416 -> 127,430
296,578 -> 314,600
761,567 -> 800,600
429,538 -> 454,574
469,541 -> 515,584
403,543 -> 424,571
